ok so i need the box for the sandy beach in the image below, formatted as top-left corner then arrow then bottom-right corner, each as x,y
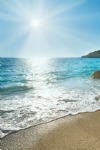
1,110 -> 100,150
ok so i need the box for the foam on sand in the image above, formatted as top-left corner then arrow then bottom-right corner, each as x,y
1,110 -> 100,150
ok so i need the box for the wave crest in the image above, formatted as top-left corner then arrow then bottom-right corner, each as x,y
0,85 -> 33,95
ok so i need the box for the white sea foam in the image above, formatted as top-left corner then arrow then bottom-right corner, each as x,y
0,79 -> 100,138
0,58 -> 100,138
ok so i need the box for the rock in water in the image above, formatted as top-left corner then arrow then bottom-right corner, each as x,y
95,95 -> 100,101
91,71 -> 100,79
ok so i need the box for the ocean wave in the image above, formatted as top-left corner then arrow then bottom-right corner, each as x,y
0,58 -> 100,139
0,128 -> 17,138
0,85 -> 33,95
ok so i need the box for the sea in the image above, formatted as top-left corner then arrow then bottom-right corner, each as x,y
0,57 -> 100,138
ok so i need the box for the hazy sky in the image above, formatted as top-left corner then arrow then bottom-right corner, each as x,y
0,0 -> 100,57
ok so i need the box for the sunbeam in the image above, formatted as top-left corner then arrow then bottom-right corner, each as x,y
0,0 -> 100,57
43,0 -> 86,20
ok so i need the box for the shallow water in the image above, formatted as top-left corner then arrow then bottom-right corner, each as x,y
0,57 -> 100,138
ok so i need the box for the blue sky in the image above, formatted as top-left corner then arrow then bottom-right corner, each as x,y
0,0 -> 100,57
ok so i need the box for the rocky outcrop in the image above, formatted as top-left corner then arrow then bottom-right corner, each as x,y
82,50 -> 100,58
95,95 -> 100,101
91,71 -> 100,79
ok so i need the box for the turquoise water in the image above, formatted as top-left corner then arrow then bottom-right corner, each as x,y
0,58 -> 100,138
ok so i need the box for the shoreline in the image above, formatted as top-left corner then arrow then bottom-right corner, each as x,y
1,110 -> 100,150
1,109 -> 100,139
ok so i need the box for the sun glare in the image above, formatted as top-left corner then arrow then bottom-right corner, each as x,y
0,0 -> 88,57
32,19 -> 40,27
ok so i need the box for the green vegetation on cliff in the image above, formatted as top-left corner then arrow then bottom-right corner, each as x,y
82,50 -> 100,58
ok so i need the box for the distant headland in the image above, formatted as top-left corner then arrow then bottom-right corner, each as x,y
82,50 -> 100,58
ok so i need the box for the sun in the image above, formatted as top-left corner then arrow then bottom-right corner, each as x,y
32,19 -> 40,27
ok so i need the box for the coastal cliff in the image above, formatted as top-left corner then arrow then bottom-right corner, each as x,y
82,50 -> 100,58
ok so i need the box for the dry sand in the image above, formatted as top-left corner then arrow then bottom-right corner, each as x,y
1,110 -> 100,150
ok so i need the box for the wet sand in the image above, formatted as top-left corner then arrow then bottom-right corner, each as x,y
0,139 -> 1,150
1,110 -> 100,150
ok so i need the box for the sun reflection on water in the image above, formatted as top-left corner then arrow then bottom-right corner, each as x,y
23,58 -> 56,93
